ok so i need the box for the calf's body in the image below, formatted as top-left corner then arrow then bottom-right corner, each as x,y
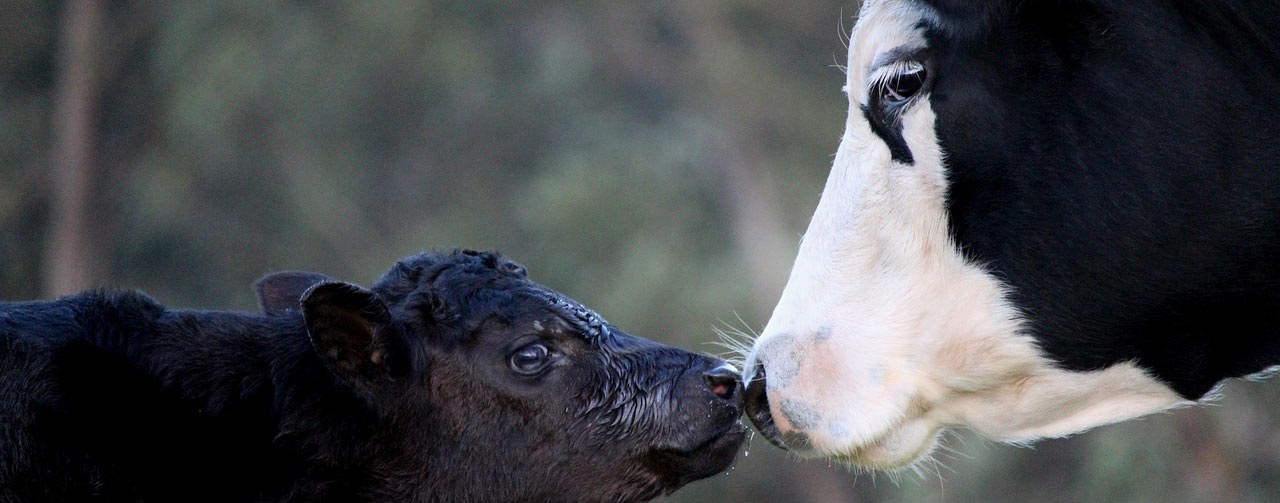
0,293 -> 372,501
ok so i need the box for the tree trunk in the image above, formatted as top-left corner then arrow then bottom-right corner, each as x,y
44,0 -> 103,297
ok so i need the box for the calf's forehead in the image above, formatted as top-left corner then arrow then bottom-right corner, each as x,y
420,280 -> 614,346
527,289 -> 612,343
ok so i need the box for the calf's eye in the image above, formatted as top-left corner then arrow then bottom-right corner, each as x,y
510,343 -> 552,375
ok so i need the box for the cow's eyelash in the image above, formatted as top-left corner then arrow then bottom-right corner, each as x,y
866,59 -> 925,96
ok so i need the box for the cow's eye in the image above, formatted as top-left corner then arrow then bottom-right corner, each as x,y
510,342 -> 552,375
879,62 -> 926,105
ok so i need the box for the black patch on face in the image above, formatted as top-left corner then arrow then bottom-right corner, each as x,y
862,48 -> 932,165
925,2 -> 1280,399
862,104 -> 915,165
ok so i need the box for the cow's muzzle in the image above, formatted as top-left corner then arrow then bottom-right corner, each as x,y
744,362 -> 791,450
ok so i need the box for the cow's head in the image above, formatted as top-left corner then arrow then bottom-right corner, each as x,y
736,0 -> 1277,469
258,250 -> 746,502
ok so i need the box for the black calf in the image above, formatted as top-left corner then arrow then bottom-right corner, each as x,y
0,250 -> 745,502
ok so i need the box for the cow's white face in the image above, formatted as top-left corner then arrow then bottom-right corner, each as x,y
743,0 -> 1186,470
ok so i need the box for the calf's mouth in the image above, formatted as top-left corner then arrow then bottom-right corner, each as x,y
644,361 -> 748,485
649,420 -> 748,486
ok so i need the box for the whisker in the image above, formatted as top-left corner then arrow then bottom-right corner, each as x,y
831,59 -> 849,76
709,314 -> 763,370
838,6 -> 851,50
730,311 -> 761,338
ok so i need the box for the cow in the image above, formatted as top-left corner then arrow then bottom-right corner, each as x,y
743,0 -> 1280,470
0,250 -> 746,502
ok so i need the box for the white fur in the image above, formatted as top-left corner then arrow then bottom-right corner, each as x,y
746,0 -> 1186,469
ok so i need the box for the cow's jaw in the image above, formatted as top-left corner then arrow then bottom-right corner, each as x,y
744,0 -> 1185,469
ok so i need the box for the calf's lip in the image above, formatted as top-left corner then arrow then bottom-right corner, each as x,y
712,420 -> 750,451
650,420 -> 748,485
680,419 -> 749,456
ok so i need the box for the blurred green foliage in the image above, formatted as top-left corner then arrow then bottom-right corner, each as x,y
5,1 -> 1280,502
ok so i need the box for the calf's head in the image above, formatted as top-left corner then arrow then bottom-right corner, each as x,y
259,250 -> 745,502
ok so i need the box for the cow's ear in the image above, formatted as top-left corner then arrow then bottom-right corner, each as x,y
301,281 -> 407,392
255,271 -> 336,315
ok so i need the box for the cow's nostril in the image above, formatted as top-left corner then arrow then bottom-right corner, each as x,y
702,363 -> 740,400
744,362 -> 788,450
744,362 -> 768,416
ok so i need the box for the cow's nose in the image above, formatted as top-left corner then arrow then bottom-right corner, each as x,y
702,363 -> 741,401
744,361 -> 787,449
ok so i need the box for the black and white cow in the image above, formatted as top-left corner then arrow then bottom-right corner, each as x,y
744,0 -> 1280,469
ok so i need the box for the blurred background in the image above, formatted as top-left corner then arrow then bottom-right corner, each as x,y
5,1 -> 1280,501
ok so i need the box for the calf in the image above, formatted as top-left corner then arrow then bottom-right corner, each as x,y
0,250 -> 745,502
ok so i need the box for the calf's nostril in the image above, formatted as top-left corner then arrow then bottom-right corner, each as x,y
702,364 -> 740,400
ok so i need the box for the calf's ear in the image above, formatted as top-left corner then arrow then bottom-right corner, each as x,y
301,281 -> 407,392
255,271 -> 336,315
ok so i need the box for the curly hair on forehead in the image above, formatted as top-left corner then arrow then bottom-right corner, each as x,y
371,249 -> 528,306
371,250 -> 613,347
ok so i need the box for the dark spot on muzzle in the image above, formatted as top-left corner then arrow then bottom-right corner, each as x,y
745,362 -> 790,450
778,398 -> 822,431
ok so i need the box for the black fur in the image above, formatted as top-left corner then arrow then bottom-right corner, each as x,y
255,271 -> 335,315
862,104 -> 916,164
916,0 -> 1280,398
0,250 -> 745,502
